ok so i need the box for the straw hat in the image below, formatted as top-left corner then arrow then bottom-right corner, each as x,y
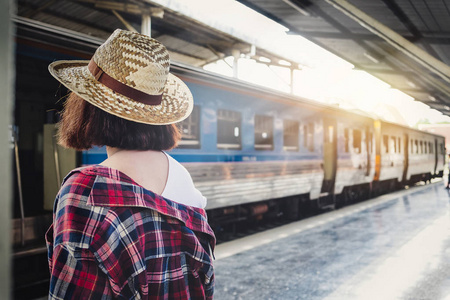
48,29 -> 193,125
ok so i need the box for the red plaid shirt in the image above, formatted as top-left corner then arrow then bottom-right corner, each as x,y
46,165 -> 215,299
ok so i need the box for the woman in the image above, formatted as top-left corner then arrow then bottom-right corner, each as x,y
45,29 -> 215,299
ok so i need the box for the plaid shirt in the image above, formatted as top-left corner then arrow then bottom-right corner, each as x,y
46,165 -> 215,300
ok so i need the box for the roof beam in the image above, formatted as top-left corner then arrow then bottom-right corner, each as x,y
290,30 -> 450,45
380,0 -> 421,40
379,0 -> 440,58
271,1 -> 413,76
23,0 -> 58,19
287,31 -> 376,40
75,0 -> 144,15
239,0 -> 406,76
19,2 -> 116,36
360,67 -> 414,76
13,16 -> 105,46
111,10 -> 138,33
324,0 -> 450,84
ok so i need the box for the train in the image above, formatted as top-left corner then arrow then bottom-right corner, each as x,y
76,63 -> 446,228
11,22 -> 445,298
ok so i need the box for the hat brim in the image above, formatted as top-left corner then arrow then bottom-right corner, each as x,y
48,60 -> 193,125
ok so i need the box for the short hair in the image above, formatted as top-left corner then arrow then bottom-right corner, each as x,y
58,93 -> 181,151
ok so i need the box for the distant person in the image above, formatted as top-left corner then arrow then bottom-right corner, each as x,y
45,29 -> 215,299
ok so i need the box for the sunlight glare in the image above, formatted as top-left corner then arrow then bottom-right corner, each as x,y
328,214 -> 450,299
155,0 -> 450,125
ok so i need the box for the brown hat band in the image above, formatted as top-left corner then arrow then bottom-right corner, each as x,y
88,59 -> 163,106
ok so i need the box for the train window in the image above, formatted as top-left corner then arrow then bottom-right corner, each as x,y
303,123 -> 314,152
353,129 -> 361,153
283,119 -> 299,151
178,105 -> 201,149
390,136 -> 397,153
344,128 -> 349,153
419,141 -> 423,154
217,109 -> 241,149
255,115 -> 274,150
429,142 -> 434,154
415,140 -> 419,154
383,135 -> 389,153
424,141 -> 428,154
398,137 -> 401,153
411,139 -> 413,154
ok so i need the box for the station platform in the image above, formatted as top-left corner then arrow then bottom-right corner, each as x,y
214,181 -> 450,299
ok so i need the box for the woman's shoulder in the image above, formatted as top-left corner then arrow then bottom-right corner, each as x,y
57,166 -> 105,199
53,166 -> 111,247
55,165 -> 118,225
60,164 -> 132,189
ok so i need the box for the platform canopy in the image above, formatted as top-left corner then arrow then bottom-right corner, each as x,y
14,0 -> 450,117
237,0 -> 450,117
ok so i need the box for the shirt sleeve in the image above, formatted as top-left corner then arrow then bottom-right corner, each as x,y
49,243 -> 113,300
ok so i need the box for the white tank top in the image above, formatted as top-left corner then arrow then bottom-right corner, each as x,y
161,152 -> 207,209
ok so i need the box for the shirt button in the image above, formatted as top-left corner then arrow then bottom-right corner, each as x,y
205,278 -> 210,284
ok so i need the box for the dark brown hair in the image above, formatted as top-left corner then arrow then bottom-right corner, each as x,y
58,93 -> 181,151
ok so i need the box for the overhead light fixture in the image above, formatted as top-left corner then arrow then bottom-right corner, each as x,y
363,52 -> 379,63
279,59 -> 291,66
428,96 -> 436,101
258,56 -> 271,63
250,45 -> 256,57
406,80 -> 416,88
282,0 -> 311,16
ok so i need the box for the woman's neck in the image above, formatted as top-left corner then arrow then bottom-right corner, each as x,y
106,146 -> 125,158
101,147 -> 169,194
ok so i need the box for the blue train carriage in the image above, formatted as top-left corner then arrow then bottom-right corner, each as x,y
168,64 -> 326,219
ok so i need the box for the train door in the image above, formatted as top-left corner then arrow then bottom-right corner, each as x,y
402,133 -> 409,182
321,117 -> 337,195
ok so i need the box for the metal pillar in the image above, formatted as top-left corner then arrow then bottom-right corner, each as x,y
290,67 -> 295,94
142,13 -> 151,37
1,0 -> 13,298
107,5 -> 163,37
232,49 -> 240,78
112,10 -> 138,33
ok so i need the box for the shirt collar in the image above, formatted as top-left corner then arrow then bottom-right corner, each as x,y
79,165 -> 215,240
